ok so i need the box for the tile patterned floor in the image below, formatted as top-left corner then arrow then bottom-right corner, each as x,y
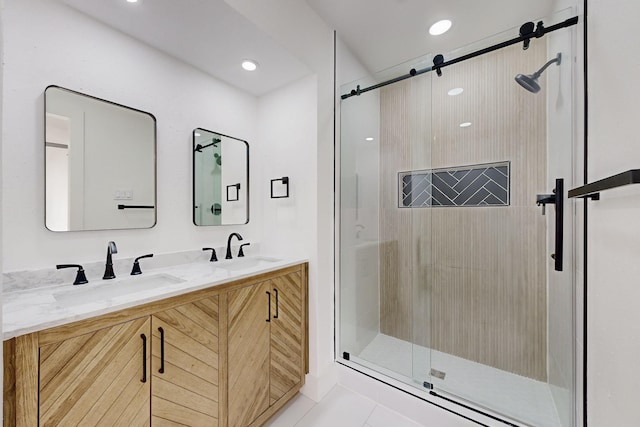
265,386 -> 425,427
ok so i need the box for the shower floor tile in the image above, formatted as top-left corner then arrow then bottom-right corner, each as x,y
358,334 -> 563,427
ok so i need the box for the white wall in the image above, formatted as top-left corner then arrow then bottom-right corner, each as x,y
258,74 -> 317,259
0,0 -> 5,419
586,1 -> 640,426
225,0 -> 337,401
2,0 -> 261,272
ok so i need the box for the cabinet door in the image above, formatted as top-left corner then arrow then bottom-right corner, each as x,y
227,281 -> 271,427
39,317 -> 151,426
151,296 -> 220,426
269,272 -> 304,404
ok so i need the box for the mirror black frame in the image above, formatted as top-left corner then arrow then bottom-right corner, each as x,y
44,85 -> 157,232
192,128 -> 249,226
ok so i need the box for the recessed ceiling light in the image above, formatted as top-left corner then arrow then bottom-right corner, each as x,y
459,122 -> 472,128
126,0 -> 139,3
448,87 -> 464,96
365,137 -> 374,141
241,59 -> 258,71
429,19 -> 452,36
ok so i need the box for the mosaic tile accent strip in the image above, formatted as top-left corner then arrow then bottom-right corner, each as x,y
399,161 -> 510,208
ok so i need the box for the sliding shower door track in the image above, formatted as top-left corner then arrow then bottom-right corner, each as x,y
429,388 -> 534,427
337,358 -> 536,427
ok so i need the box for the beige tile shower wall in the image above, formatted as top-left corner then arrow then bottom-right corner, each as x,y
379,74 -> 432,345
379,43 -> 548,381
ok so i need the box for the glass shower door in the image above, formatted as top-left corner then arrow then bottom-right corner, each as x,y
339,62 -> 435,389
425,12 -> 575,427
337,9 -> 577,427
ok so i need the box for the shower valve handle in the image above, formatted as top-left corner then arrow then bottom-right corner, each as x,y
536,192 -> 556,215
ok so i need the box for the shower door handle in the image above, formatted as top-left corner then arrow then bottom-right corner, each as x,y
553,178 -> 564,272
536,178 -> 563,271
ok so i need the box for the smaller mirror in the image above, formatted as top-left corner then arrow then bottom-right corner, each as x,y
193,128 -> 249,225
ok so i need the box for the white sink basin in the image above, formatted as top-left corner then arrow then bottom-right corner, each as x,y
217,256 -> 282,272
54,273 -> 185,307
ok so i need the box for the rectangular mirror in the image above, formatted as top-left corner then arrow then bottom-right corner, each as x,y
193,128 -> 249,226
45,86 -> 157,231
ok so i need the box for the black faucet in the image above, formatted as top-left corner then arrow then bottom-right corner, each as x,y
238,243 -> 250,257
56,264 -> 89,285
225,233 -> 243,259
103,241 -> 118,279
203,247 -> 218,262
131,254 -> 154,275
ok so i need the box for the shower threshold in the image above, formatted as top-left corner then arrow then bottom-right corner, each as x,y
352,334 -> 563,427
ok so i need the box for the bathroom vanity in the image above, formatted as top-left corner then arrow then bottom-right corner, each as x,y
2,257 -> 308,427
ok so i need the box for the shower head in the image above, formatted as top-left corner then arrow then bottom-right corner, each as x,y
515,53 -> 562,93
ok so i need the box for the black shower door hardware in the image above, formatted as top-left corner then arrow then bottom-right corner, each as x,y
266,291 -> 272,322
341,16 -> 578,99
158,327 -> 165,374
536,178 -> 564,272
118,204 -> 155,209
568,169 -> 640,200
140,333 -> 147,383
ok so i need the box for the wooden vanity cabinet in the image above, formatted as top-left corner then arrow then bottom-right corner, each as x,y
39,317 -> 152,426
36,296 -> 221,427
227,270 -> 306,427
3,263 -> 307,427
151,297 -> 220,426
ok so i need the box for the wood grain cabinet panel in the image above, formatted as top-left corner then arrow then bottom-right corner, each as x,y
38,317 -> 151,427
151,296 -> 220,426
269,272 -> 304,404
227,281 -> 272,427
227,270 -> 306,427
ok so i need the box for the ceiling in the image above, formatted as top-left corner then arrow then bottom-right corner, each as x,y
306,0 -> 557,75
60,0 -> 312,97
59,0 -> 564,97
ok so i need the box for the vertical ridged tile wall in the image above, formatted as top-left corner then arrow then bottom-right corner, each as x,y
379,42 -> 547,381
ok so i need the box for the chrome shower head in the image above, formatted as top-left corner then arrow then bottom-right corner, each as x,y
515,53 -> 562,93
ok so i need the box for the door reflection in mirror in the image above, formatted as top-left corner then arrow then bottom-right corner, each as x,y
45,86 -> 157,232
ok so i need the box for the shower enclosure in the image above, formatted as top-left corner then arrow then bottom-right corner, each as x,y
337,12 -> 577,427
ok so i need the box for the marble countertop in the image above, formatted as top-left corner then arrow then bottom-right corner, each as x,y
3,255 -> 308,340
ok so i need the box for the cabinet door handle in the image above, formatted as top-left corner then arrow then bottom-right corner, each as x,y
266,291 -> 271,322
158,327 -> 165,374
273,288 -> 279,319
140,334 -> 147,383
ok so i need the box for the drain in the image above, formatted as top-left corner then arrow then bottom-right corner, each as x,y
430,368 -> 446,380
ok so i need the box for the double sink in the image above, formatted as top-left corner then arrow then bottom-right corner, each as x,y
53,256 -> 281,307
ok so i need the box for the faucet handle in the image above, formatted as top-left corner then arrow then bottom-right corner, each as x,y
203,248 -> 218,262
238,243 -> 250,257
56,264 -> 89,285
131,254 -> 154,275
